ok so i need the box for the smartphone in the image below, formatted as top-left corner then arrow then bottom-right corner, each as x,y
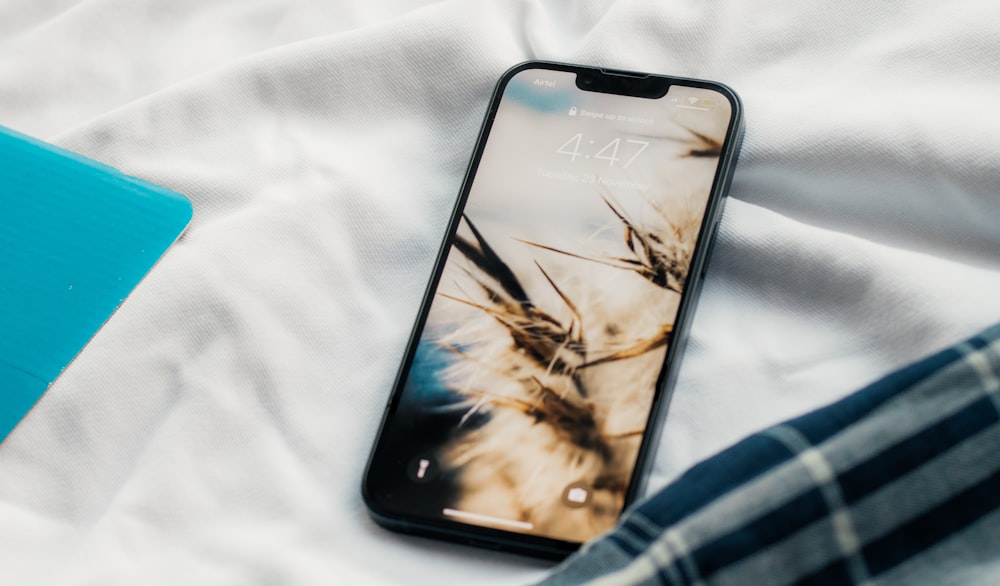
363,61 -> 744,558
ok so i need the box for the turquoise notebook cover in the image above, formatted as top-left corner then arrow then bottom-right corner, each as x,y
0,126 -> 192,442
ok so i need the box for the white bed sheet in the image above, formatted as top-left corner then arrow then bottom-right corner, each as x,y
1,0 -> 999,584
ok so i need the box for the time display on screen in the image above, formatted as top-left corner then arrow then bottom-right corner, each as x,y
555,134 -> 649,168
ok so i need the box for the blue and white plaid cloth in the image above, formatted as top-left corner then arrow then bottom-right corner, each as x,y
540,323 -> 1000,585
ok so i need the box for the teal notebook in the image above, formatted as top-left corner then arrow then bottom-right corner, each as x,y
0,126 -> 192,442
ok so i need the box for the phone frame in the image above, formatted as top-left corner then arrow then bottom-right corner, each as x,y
362,60 -> 745,559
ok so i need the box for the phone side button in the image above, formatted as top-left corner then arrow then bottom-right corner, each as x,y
700,221 -> 722,279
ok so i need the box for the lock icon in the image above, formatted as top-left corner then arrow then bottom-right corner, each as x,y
568,107 -> 577,116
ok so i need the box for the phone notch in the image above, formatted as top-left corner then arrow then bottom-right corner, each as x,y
575,68 -> 670,99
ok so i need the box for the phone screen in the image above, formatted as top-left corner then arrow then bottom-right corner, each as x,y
366,65 -> 735,545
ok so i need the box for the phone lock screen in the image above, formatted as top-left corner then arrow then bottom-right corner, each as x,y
364,62 -> 741,556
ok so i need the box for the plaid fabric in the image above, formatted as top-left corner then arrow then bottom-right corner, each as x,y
539,323 -> 1000,585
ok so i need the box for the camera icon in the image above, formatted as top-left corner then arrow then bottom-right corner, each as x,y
561,482 -> 591,508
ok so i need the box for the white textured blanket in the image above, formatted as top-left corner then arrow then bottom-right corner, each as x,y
2,1 -> 999,584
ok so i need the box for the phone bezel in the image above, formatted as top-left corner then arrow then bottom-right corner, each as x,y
362,60 -> 745,559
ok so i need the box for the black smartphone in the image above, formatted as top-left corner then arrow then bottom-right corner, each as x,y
363,61 -> 744,558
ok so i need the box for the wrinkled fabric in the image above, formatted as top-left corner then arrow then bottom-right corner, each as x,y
1,0 -> 999,584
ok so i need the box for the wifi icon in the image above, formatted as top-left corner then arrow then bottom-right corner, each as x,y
687,97 -> 699,104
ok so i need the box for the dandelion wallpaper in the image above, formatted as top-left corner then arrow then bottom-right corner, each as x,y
370,69 -> 733,543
